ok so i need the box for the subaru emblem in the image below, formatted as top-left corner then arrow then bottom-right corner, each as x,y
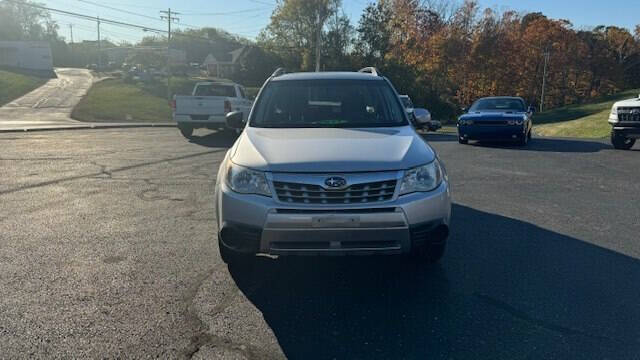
325,176 -> 347,189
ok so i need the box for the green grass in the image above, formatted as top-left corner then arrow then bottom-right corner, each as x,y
534,89 -> 639,138
0,70 -> 47,106
71,79 -> 172,122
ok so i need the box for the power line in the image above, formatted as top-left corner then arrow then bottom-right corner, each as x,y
180,7 -> 272,16
77,0 -> 166,23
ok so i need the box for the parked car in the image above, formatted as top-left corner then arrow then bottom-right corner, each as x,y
608,94 -> 640,150
172,81 -> 253,138
399,95 -> 439,131
457,96 -> 533,145
215,68 -> 452,266
399,95 -> 415,114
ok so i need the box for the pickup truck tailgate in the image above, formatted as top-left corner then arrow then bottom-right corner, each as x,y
175,96 -> 226,116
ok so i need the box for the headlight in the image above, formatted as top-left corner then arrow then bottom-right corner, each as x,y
226,163 -> 271,196
399,160 -> 444,195
459,119 -> 473,125
515,119 -> 524,125
610,106 -> 618,120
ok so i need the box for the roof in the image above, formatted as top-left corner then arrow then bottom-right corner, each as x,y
476,96 -> 525,101
272,71 -> 385,81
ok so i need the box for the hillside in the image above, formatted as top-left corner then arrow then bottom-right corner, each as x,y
534,89 -> 640,138
0,69 -> 48,106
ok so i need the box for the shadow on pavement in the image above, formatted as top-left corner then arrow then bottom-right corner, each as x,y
423,132 -> 614,153
187,129 -> 238,148
227,204 -> 640,359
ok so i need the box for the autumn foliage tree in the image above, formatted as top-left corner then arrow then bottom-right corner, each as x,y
259,0 -> 639,119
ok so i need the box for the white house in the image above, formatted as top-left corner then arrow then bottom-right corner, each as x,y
0,41 -> 53,71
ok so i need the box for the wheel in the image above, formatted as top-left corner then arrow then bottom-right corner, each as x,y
611,130 -> 635,150
218,238 -> 253,267
411,241 -> 447,264
409,225 -> 448,263
458,137 -> 468,144
517,132 -> 529,146
179,126 -> 193,139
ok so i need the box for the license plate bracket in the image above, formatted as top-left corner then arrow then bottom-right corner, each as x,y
311,215 -> 361,228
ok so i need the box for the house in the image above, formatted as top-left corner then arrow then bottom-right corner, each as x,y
203,46 -> 251,78
0,41 -> 53,71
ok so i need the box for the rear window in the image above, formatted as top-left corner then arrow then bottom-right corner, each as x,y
194,84 -> 235,97
250,79 -> 408,128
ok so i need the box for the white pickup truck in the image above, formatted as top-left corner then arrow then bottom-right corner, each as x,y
172,81 -> 253,138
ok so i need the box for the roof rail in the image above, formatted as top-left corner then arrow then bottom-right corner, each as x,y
358,67 -> 380,76
271,67 -> 287,77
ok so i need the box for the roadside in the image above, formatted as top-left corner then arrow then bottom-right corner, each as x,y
0,69 -> 48,106
71,78 -> 173,123
533,89 -> 639,138
71,75 -> 260,124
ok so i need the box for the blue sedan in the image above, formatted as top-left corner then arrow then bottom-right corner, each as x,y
457,97 -> 533,146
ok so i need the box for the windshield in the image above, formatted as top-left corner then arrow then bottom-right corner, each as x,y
469,98 -> 525,112
194,84 -> 235,97
250,79 -> 408,128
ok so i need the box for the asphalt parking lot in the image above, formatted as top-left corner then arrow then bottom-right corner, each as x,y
1,128 -> 639,359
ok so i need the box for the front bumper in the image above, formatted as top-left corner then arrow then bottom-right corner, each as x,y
458,124 -> 526,141
611,122 -> 640,139
216,181 -> 451,256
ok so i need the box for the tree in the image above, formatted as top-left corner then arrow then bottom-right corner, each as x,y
0,0 -> 59,41
258,0 -> 341,71
354,0 -> 392,65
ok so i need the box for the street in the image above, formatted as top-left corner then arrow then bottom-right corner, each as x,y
1,128 -> 639,358
0,68 -> 93,129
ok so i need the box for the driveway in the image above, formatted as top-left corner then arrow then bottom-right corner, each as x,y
0,68 -> 93,129
0,129 -> 638,358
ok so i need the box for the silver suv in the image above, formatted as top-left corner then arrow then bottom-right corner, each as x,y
215,68 -> 451,265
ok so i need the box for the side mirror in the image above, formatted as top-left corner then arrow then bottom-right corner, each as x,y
226,111 -> 245,129
461,107 -> 467,113
413,108 -> 431,125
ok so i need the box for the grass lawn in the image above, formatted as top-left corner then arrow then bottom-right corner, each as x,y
71,79 -> 173,122
533,89 -> 639,138
0,70 -> 48,106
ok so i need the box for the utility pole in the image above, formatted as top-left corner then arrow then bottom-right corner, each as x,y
97,17 -> 101,70
160,8 -> 179,101
315,12 -> 321,72
68,24 -> 74,64
540,50 -> 550,113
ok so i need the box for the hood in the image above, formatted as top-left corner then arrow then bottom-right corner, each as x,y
230,126 -> 435,173
614,97 -> 640,108
460,111 -> 526,120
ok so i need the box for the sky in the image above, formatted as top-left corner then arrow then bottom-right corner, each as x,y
41,0 -> 640,45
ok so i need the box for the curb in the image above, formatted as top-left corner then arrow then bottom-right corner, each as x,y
0,123 -> 176,133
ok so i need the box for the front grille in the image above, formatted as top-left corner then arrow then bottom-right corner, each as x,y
476,120 -> 509,125
273,180 -> 397,204
618,107 -> 640,122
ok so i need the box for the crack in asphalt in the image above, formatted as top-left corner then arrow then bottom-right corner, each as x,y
474,293 -> 617,343
0,149 -> 225,196
182,265 -> 281,359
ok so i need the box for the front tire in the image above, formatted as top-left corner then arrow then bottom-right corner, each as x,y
518,131 -> 529,146
218,238 -> 253,267
409,225 -> 449,263
611,130 -> 635,150
179,126 -> 193,139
